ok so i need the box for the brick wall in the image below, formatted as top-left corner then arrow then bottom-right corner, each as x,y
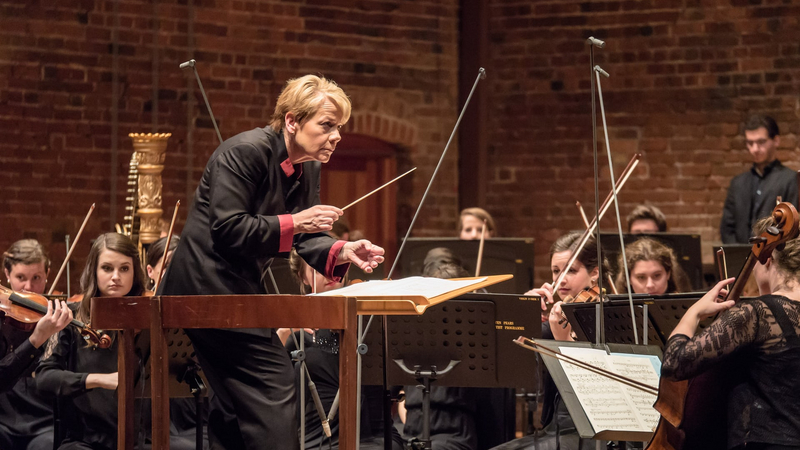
0,0 -> 459,292
485,0 -> 800,284
3,0 -> 798,292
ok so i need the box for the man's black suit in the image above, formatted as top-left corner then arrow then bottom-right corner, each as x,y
159,126 -> 347,450
720,160 -> 798,244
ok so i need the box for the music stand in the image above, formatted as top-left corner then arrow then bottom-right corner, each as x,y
129,331 -> 207,450
561,298 -> 663,348
561,293 -> 721,350
534,339 -> 662,442
361,293 -> 542,389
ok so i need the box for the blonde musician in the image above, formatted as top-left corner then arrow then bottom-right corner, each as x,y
458,207 -> 496,240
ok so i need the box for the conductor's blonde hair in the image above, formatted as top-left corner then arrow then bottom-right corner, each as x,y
270,75 -> 351,132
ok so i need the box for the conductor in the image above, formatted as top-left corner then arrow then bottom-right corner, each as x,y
158,74 -> 385,449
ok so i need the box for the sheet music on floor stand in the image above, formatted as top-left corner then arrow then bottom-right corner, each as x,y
535,339 -> 662,442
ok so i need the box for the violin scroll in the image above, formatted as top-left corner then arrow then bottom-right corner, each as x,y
79,326 -> 112,349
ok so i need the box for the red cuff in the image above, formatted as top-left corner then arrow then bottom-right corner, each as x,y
278,214 -> 294,253
325,240 -> 348,281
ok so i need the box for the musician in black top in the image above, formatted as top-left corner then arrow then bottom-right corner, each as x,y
0,240 -> 72,450
720,115 -> 798,244
158,74 -> 385,450
662,216 -> 800,449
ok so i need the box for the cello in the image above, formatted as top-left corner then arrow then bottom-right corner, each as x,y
646,201 -> 800,450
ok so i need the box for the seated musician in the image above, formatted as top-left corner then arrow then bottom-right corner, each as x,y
35,233 -> 185,450
614,238 -> 690,295
0,240 -> 72,450
661,216 -> 800,450
281,250 -> 404,450
458,207 -> 496,240
144,235 -> 179,291
521,232 -> 609,450
626,204 -> 668,234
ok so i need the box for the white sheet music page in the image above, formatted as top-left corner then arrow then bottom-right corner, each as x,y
558,347 -> 660,434
310,276 -> 487,299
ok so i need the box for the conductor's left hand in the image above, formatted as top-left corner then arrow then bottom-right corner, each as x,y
337,240 -> 385,273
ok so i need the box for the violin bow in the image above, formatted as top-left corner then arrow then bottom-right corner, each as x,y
354,66 -> 488,342
47,203 -> 95,295
576,201 -> 618,294
514,337 -> 658,395
154,200 -> 180,293
552,154 -> 641,290
474,219 -> 487,277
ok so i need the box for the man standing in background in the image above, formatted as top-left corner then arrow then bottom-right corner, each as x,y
720,115 -> 798,243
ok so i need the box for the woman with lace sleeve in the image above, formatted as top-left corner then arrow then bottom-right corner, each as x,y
661,216 -> 800,450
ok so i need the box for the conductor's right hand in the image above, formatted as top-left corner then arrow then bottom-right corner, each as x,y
292,205 -> 343,234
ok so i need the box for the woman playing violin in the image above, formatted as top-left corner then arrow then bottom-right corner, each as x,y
661,217 -> 800,450
527,231 -> 608,342
35,232 -> 148,450
615,238 -> 691,295
521,232 -> 609,450
3,239 -> 50,295
0,239 -> 72,450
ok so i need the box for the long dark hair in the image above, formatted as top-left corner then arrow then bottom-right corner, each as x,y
550,232 -> 610,276
78,233 -> 146,323
145,235 -> 180,288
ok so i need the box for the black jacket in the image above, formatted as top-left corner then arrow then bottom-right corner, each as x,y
720,160 -> 798,244
159,126 -> 345,304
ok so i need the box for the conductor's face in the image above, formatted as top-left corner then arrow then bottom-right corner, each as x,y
286,97 -> 344,164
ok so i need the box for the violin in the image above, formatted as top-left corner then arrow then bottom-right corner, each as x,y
647,202 -> 800,450
563,284 -> 602,304
0,285 -> 112,349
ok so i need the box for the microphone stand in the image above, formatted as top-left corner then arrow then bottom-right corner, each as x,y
587,37 -> 607,349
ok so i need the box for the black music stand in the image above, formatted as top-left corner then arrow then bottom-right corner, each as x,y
361,293 -> 542,389
561,293 -> 725,350
360,293 -> 541,450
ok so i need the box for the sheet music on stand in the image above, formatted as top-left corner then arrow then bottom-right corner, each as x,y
533,339 -> 662,442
